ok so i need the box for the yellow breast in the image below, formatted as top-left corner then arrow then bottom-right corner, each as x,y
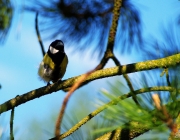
43,54 -> 55,70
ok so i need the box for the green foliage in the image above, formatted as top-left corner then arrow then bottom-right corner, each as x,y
93,78 -> 180,139
0,0 -> 13,43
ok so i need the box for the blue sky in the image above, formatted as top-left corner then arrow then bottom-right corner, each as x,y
0,0 -> 180,139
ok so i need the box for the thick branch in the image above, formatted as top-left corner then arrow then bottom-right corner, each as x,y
96,122 -> 156,140
0,53 -> 180,114
108,0 -> 122,50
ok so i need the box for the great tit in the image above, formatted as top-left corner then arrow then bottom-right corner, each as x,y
38,40 -> 68,84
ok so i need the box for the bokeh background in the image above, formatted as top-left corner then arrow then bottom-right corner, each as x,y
0,0 -> 180,139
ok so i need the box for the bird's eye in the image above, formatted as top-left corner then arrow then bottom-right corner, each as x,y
50,46 -> 59,54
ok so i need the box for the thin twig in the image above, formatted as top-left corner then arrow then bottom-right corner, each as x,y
10,108 -> 15,140
55,71 -> 93,136
165,68 -> 171,86
123,74 -> 139,105
161,68 -> 175,102
165,68 -> 176,102
111,56 -> 139,105
111,56 -> 120,66
169,114 -> 180,140
152,94 -> 161,110
152,94 -> 178,134
55,60 -> 109,136
35,12 -> 45,56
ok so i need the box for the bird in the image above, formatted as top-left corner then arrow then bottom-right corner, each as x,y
38,40 -> 68,85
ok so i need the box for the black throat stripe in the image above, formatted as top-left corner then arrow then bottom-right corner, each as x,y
47,50 -> 65,66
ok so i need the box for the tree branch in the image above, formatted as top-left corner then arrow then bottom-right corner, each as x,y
50,86 -> 178,140
107,0 -> 122,50
96,100 -> 180,140
169,114 -> 180,139
10,108 -> 15,140
152,94 -> 177,133
111,56 -> 139,105
0,53 -> 180,114
106,0 -> 139,105
96,122 -> 156,140
35,12 -> 45,56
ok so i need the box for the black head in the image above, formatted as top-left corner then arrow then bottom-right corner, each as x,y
47,40 -> 65,65
49,40 -> 64,53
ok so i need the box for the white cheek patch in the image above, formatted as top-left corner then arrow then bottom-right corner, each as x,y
50,46 -> 59,54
